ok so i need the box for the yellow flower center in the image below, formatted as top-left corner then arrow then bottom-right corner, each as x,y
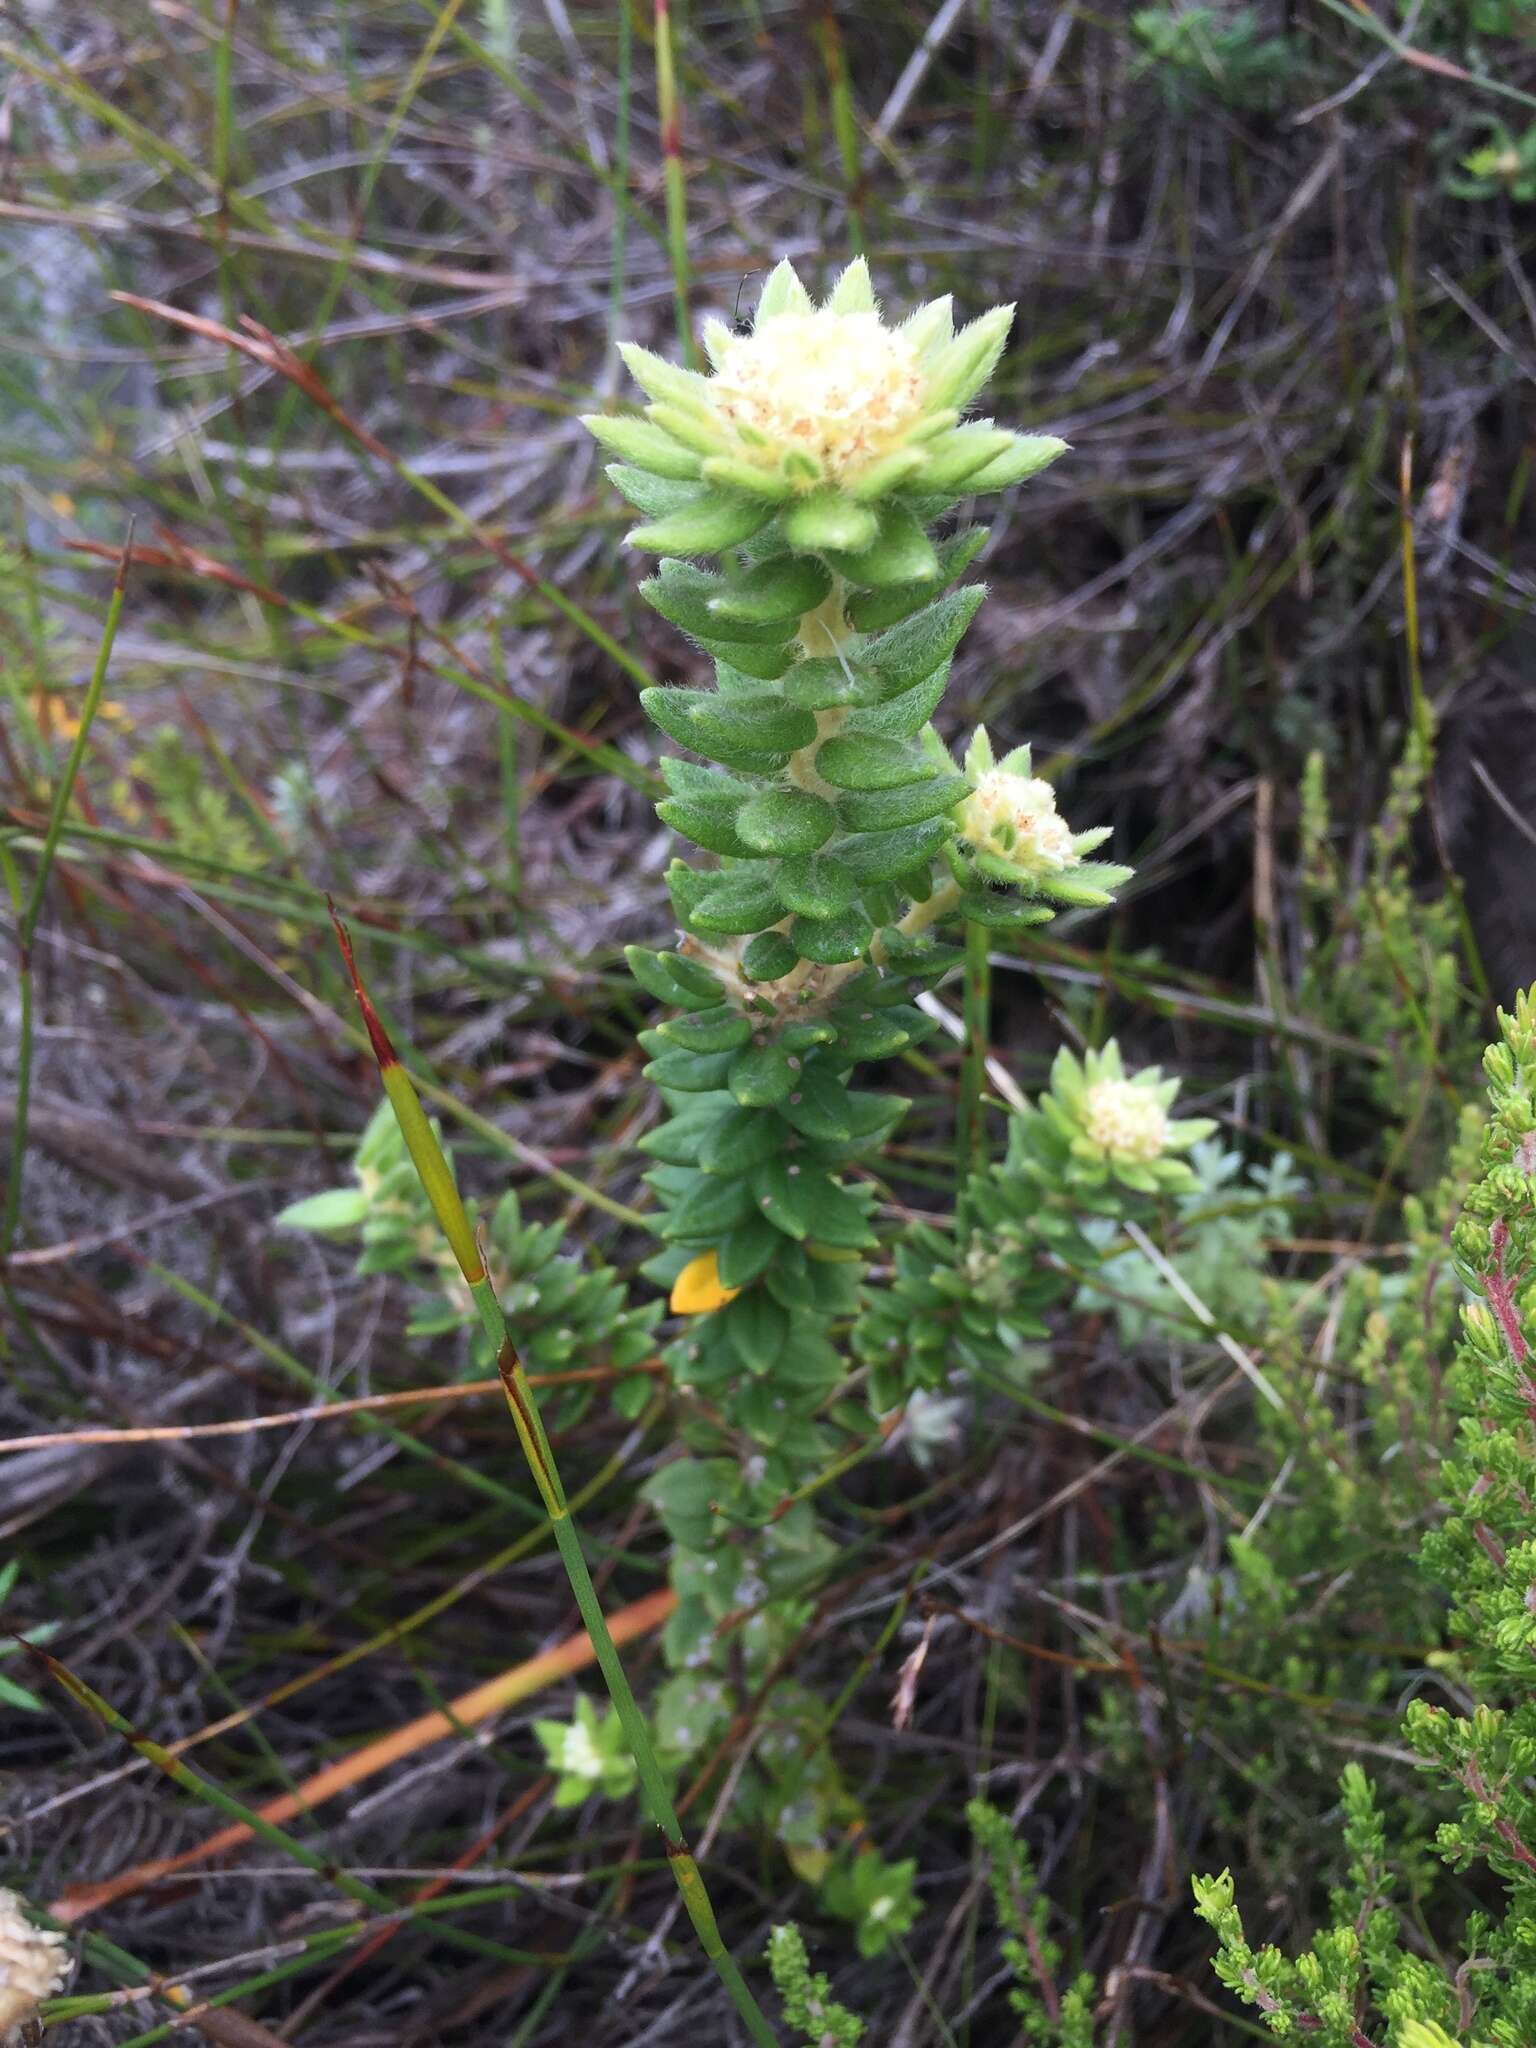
957,769 -> 1078,874
1083,1078 -> 1168,1163
709,311 -> 927,486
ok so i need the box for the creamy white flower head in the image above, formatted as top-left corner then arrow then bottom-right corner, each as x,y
958,767 -> 1079,876
590,259 -> 1067,559
706,308 -> 927,491
559,1717 -> 605,1782
0,1889 -> 68,2044
1083,1077 -> 1169,1163
956,727 -> 1085,886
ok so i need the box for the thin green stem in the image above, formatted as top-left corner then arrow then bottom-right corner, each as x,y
331,911 -> 779,2046
654,0 -> 695,363
2,541 -> 130,1267
1399,436 -> 1431,758
34,1658 -> 553,1973
816,7 -> 865,256
610,0 -> 635,364
1399,437 -> 1490,1009
959,917 -> 992,1190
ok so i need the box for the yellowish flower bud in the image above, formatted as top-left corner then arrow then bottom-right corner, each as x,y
559,1717 -> 605,1781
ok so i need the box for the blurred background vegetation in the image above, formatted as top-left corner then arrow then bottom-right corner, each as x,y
3,2 -> 1536,2043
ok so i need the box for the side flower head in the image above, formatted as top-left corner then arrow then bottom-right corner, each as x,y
954,728 -> 1125,904
1030,1042 -> 1216,1196
1083,1075 -> 1170,1162
583,258 -> 1068,564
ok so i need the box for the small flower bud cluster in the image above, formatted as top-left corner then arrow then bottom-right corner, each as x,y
957,766 -> 1079,877
705,307 -> 927,491
533,1697 -> 639,1808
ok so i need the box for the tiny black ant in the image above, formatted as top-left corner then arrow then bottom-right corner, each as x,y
730,271 -> 758,336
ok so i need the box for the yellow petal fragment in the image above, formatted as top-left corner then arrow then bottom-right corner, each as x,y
670,1250 -> 741,1316
30,691 -> 127,739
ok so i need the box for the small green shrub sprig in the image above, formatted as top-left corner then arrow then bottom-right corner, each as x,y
969,1799 -> 1098,2045
1129,5 -> 1297,110
276,1100 -> 660,1393
112,724 -> 266,873
1448,118 -> 1536,200
766,1923 -> 865,2047
1082,1099 -> 1478,1919
853,1041 -> 1213,1407
1300,729 -> 1484,1169
1196,990 -> 1536,2046
288,260 -> 1225,1955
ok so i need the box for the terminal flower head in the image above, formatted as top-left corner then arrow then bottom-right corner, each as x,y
1084,1075 -> 1170,1163
584,259 -> 1067,562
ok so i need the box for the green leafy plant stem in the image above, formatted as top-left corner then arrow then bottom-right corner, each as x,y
885,877 -> 962,950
